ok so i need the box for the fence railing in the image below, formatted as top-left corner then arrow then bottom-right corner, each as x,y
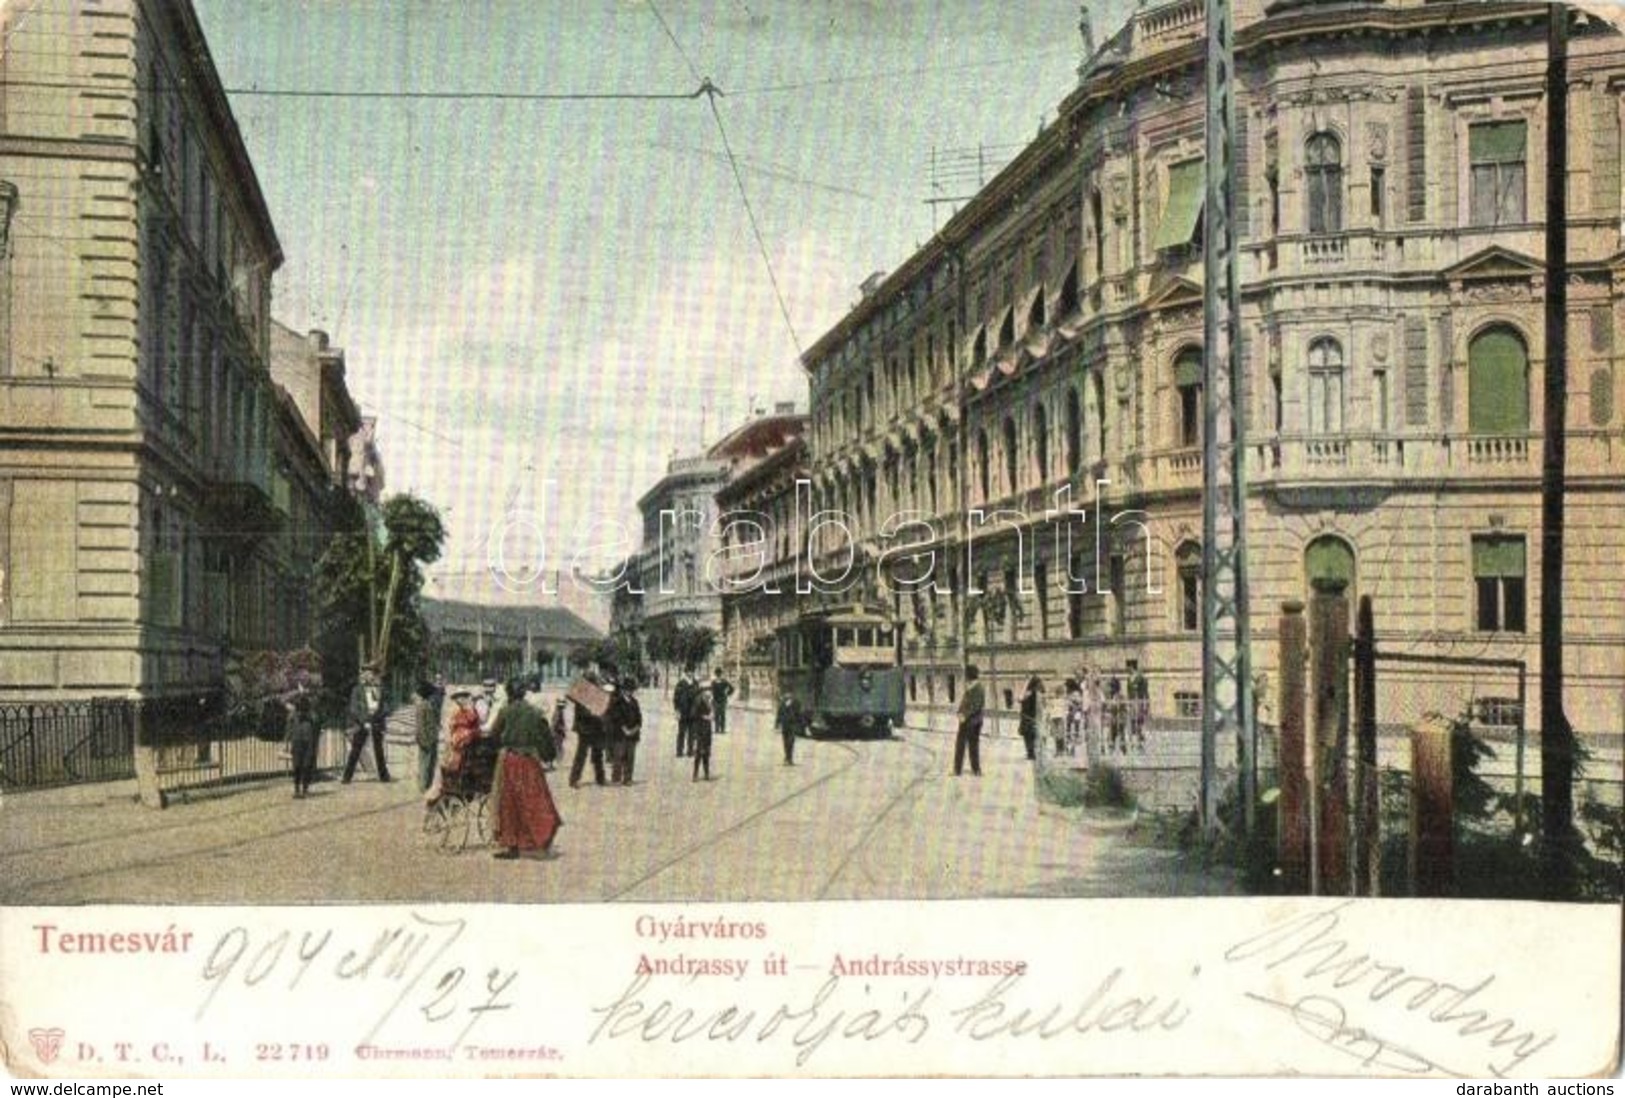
0,699 -> 137,790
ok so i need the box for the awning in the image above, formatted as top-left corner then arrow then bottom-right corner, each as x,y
1175,352 -> 1203,388
1153,159 -> 1205,250
1470,120 -> 1527,164
1472,536 -> 1526,578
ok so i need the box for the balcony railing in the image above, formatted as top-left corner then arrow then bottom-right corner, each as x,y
1467,434 -> 1531,464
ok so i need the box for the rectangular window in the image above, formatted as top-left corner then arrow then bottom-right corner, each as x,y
1370,166 -> 1386,224
1179,566 -> 1200,633
1174,691 -> 1202,720
1469,121 -> 1527,227
1472,535 -> 1527,633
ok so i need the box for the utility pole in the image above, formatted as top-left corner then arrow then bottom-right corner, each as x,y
1201,0 -> 1256,839
1541,4 -> 1576,897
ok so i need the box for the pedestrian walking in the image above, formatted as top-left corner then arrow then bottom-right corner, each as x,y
953,665 -> 986,777
775,694 -> 803,766
486,678 -> 562,860
1018,676 -> 1044,761
608,677 -> 643,785
284,687 -> 318,798
568,669 -> 609,788
341,665 -> 392,783
413,680 -> 440,793
690,689 -> 714,781
710,669 -> 735,735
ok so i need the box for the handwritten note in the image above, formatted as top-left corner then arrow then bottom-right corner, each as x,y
1,899 -> 1616,1077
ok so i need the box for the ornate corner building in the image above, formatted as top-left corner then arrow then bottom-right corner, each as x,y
741,0 -> 1625,747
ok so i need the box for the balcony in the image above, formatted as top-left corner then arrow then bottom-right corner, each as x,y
202,479 -> 282,536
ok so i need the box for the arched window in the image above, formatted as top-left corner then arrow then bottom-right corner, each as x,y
1175,348 -> 1203,448
1306,132 -> 1343,235
1002,416 -> 1019,495
1468,327 -> 1530,434
1305,536 -> 1356,604
1307,337 -> 1345,434
973,327 -> 987,367
1034,404 -> 1050,483
1065,388 -> 1082,475
999,308 -> 1015,349
1029,289 -> 1046,331
1175,541 -> 1202,632
977,429 -> 991,501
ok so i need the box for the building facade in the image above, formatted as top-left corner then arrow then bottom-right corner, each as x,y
0,0 -> 292,704
781,0 -> 1625,743
623,406 -> 807,674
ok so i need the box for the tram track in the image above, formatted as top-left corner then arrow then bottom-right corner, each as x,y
599,737 -> 865,901
815,732 -> 942,899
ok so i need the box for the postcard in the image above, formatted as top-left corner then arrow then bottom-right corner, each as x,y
0,0 -> 1621,1081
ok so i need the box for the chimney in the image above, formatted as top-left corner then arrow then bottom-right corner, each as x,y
308,329 -> 330,350
858,271 -> 888,299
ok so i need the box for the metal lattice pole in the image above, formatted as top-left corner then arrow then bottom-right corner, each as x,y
1201,0 -> 1256,838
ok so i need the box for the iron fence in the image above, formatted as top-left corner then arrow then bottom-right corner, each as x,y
0,699 -> 137,789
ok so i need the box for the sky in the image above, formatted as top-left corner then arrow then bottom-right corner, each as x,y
193,0 -> 1138,603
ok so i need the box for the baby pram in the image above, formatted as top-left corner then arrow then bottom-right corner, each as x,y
421,735 -> 501,853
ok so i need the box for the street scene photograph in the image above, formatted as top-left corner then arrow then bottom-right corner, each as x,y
1,0 -> 1622,917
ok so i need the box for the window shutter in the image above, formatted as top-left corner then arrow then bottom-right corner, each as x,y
1471,536 -> 1526,579
1467,330 -> 1530,434
1406,87 -> 1427,223
1591,304 -> 1613,356
1591,369 -> 1615,427
1235,109 -> 1251,241
1404,316 -> 1429,426
1153,160 -> 1206,250
1593,89 -> 1621,218
1436,314 -> 1455,430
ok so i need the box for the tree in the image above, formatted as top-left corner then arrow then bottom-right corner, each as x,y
315,492 -> 446,686
675,625 -> 717,673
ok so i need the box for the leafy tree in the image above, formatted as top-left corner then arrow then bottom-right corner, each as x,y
315,492 -> 446,687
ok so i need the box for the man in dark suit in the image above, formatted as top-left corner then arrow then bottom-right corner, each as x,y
342,665 -> 392,783
672,669 -> 698,757
710,669 -> 735,735
954,665 -> 986,777
568,667 -> 609,788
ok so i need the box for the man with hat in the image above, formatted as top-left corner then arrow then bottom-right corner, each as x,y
342,664 -> 392,783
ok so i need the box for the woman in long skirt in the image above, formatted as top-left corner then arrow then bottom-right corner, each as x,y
485,679 -> 562,859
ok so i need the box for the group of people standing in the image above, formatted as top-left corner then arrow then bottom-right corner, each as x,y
671,668 -> 733,781
953,659 -> 1153,773
1023,660 -> 1151,760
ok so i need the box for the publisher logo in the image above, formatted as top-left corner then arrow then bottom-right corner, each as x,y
28,1026 -> 64,1064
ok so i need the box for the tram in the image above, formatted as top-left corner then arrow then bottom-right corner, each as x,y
774,605 -> 906,738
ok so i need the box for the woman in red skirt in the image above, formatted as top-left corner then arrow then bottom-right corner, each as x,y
486,679 -> 562,859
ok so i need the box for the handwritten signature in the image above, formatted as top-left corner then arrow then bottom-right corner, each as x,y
1226,902 -> 1555,1077
196,913 -> 518,1054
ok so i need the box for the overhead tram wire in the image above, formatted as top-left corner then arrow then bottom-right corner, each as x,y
703,85 -> 803,357
642,0 -> 804,358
